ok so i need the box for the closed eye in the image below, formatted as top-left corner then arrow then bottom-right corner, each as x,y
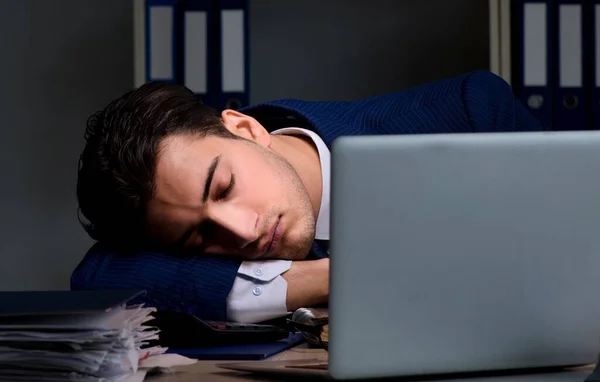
218,174 -> 235,200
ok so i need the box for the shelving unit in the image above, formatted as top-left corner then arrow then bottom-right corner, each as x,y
489,0 -> 513,85
133,1 -> 509,100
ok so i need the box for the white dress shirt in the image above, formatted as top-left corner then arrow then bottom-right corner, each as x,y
226,127 -> 331,323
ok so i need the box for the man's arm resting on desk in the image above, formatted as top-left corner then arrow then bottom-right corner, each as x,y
227,258 -> 329,323
284,258 -> 329,311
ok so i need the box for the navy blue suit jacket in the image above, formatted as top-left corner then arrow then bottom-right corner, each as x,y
70,71 -> 545,320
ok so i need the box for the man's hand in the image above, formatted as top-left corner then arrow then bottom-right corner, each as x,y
282,258 -> 329,311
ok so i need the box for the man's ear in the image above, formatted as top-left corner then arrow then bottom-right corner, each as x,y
221,109 -> 271,147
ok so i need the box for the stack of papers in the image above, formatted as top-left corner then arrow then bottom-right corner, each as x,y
0,290 -> 196,382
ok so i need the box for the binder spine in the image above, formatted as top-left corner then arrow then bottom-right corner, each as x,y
180,0 -> 218,107
216,0 -> 249,111
553,0 -> 587,130
515,0 -> 553,130
145,0 -> 181,84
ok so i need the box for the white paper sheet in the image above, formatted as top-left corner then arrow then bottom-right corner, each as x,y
0,304 -> 196,382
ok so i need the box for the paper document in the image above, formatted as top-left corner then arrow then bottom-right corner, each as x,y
0,292 -> 196,381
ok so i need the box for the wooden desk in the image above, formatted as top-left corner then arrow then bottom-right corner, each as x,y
148,343 -> 327,381
147,344 -> 595,382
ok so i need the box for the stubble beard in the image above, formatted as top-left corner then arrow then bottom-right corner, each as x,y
256,142 -> 316,260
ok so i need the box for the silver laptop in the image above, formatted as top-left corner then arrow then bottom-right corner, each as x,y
328,130 -> 600,380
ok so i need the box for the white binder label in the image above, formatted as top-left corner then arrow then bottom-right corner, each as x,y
184,12 -> 208,94
221,10 -> 245,92
149,6 -> 173,80
559,5 -> 582,88
524,3 -> 546,86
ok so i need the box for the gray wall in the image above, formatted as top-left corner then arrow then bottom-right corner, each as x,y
0,0 -> 133,290
250,0 -> 489,103
0,0 -> 488,291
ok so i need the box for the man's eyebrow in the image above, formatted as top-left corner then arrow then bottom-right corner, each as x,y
173,155 -> 221,248
203,155 -> 221,203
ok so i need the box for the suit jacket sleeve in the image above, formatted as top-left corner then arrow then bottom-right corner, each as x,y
320,70 -> 545,137
70,243 -> 241,321
460,70 -> 545,133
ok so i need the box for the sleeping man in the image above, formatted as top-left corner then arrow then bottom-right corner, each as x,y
72,70 -> 544,323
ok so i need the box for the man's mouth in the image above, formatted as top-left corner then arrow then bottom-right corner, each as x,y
261,217 -> 282,258
245,217 -> 283,260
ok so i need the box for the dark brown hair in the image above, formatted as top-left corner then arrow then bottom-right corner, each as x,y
77,82 -> 236,247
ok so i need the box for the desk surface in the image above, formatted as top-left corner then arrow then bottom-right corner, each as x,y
147,344 -> 595,382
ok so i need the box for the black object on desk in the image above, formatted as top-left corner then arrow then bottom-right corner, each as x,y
148,310 -> 291,348
166,332 -> 306,360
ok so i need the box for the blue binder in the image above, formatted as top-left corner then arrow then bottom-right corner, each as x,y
180,0 -> 218,107
216,0 -> 249,111
552,0 -> 589,131
145,0 -> 181,84
515,0 -> 554,130
167,332 -> 305,360
591,0 -> 600,130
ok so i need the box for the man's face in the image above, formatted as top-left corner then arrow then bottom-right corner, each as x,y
145,114 -> 316,261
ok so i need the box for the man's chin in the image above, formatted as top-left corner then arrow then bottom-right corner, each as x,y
280,243 -> 313,260
243,235 -> 314,260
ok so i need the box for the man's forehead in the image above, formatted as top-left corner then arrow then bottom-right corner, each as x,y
149,135 -> 223,243
144,195 -> 201,243
160,134 -> 227,153
157,136 -> 217,176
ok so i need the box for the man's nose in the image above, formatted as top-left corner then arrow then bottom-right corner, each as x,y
206,204 -> 259,249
